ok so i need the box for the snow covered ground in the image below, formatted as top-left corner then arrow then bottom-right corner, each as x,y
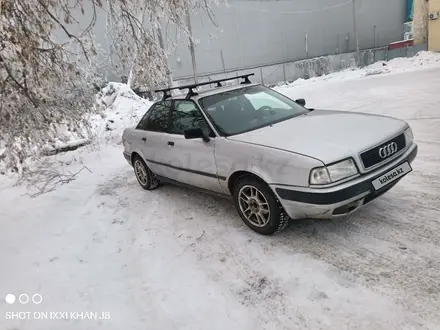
275,50 -> 440,88
1,53 -> 440,330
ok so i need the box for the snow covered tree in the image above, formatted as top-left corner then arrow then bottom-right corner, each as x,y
0,0 -> 219,173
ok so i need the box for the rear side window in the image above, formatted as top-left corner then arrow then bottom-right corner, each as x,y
170,100 -> 212,136
136,108 -> 151,130
145,101 -> 171,133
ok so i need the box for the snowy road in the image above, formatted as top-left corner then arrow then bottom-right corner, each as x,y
1,68 -> 440,330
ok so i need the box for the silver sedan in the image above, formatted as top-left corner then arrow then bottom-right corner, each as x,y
122,74 -> 417,235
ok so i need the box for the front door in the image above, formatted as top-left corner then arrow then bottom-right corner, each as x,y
162,100 -> 224,193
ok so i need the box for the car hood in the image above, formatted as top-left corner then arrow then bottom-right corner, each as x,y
226,110 -> 408,164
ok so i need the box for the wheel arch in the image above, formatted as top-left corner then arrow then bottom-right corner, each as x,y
228,169 -> 290,235
227,170 -> 267,194
130,150 -> 146,165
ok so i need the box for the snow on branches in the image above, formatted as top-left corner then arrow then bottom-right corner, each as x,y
0,0 -> 220,174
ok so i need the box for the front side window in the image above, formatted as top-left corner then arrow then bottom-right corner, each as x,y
198,85 -> 307,136
170,100 -> 212,136
145,100 -> 172,133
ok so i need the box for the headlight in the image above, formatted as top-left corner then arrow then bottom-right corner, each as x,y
404,127 -> 414,146
310,167 -> 331,185
310,158 -> 358,185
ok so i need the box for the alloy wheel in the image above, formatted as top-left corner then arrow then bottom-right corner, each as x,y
134,159 -> 148,186
238,185 -> 271,227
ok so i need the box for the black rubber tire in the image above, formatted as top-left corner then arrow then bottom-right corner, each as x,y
133,156 -> 160,190
232,175 -> 289,235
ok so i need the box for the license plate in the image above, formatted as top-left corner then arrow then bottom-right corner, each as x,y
371,162 -> 412,191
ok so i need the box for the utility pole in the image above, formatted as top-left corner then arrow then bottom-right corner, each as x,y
352,0 -> 360,65
157,26 -> 174,89
185,8 -> 198,84
305,33 -> 309,58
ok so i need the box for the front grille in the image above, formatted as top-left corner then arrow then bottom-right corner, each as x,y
360,133 -> 406,169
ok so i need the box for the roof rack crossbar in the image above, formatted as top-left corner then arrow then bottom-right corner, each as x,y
185,88 -> 198,99
240,75 -> 252,84
154,86 -> 181,101
153,73 -> 255,100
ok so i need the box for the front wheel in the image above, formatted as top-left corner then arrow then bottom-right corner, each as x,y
133,156 -> 159,190
233,176 -> 289,235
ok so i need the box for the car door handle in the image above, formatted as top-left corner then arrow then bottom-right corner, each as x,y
167,141 -> 175,146
141,137 -> 147,142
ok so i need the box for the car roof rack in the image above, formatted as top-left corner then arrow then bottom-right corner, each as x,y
154,73 -> 255,100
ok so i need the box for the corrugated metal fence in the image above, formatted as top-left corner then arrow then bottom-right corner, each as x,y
173,43 -> 428,87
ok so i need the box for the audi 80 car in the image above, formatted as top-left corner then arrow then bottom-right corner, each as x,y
122,74 -> 417,235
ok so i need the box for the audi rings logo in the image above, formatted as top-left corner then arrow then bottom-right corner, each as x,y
379,142 -> 398,159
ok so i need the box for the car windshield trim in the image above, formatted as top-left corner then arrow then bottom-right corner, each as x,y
197,85 -> 308,137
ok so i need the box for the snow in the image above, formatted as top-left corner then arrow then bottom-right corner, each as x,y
0,82 -> 152,175
89,82 -> 153,145
1,53 -> 440,330
364,61 -> 391,76
275,50 -> 440,89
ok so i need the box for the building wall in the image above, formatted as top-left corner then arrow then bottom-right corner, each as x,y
67,0 -> 406,82
413,0 -> 429,44
165,0 -> 406,79
428,0 -> 440,51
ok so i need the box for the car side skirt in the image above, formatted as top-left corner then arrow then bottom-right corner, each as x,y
156,175 -> 232,200
146,158 -> 227,181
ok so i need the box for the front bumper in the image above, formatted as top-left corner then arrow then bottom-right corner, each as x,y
271,143 -> 418,219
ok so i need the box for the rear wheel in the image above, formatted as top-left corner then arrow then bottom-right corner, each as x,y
233,176 -> 289,235
133,156 -> 159,190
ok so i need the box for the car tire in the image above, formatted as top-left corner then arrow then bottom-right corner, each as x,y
232,175 -> 289,235
133,156 -> 160,190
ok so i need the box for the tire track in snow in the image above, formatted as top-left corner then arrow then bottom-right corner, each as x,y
273,190 -> 440,322
97,167 -> 435,330
96,171 -> 259,330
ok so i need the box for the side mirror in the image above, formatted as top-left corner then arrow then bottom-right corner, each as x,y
184,128 -> 210,142
295,98 -> 306,107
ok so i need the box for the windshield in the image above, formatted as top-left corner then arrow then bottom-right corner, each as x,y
198,85 -> 307,136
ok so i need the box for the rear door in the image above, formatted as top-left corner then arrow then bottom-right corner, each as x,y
162,100 -> 223,193
135,100 -> 172,176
